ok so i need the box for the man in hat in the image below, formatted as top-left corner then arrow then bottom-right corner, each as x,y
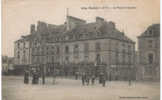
81,72 -> 86,85
24,69 -> 29,84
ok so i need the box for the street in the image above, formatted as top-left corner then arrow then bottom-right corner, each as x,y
2,76 -> 160,100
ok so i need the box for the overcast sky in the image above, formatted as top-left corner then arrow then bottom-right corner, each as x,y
2,0 -> 160,57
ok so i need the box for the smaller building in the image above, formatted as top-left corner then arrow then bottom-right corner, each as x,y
137,24 -> 160,81
2,56 -> 14,75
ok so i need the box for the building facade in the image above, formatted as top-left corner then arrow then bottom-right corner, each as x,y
14,15 -> 136,80
2,56 -> 14,74
137,24 -> 160,81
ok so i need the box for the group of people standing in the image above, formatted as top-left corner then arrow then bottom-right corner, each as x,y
24,69 -> 40,84
81,72 -> 106,87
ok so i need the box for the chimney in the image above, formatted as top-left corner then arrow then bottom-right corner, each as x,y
37,21 -> 48,34
108,21 -> 116,29
96,17 -> 104,23
30,24 -> 35,34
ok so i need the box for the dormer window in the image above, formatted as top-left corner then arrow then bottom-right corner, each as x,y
149,30 -> 153,35
147,29 -> 153,36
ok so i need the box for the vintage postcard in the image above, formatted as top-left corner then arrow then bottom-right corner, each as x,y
2,0 -> 160,100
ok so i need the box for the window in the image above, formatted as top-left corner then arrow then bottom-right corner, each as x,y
149,30 -> 153,35
79,34 -> 83,39
65,56 -> 69,62
74,44 -> 79,58
34,40 -> 37,46
23,50 -> 26,55
84,43 -> 89,59
23,42 -> 25,48
115,49 -> 119,64
51,51 -> 54,55
74,44 -> 79,50
56,46 -> 60,54
145,67 -> 153,76
52,46 -> 54,49
52,56 -> 54,63
17,43 -> 20,48
148,40 -> 152,43
96,54 -> 101,64
95,42 -> 101,51
84,43 -> 89,53
37,47 -> 40,54
69,35 -> 73,40
122,49 -> 125,64
148,40 -> 153,48
148,53 -> 153,64
37,57 -> 40,63
17,51 -> 20,59
128,55 -> 131,64
122,43 -> 125,47
65,45 -> 69,54
41,47 -> 44,55
65,36 -> 69,40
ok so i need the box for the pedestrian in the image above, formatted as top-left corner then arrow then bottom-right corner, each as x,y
32,69 -> 37,84
52,69 -> 57,84
91,75 -> 95,85
86,75 -> 90,85
75,71 -> 79,80
99,72 -> 103,84
81,72 -> 86,86
129,77 -> 131,86
24,69 -> 29,84
32,72 -> 35,84
35,71 -> 39,84
109,72 -> 111,82
102,75 -> 106,87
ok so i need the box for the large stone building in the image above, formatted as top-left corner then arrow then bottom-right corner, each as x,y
137,24 -> 160,81
14,15 -> 136,80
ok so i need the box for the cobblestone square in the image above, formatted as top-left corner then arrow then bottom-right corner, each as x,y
2,76 -> 160,100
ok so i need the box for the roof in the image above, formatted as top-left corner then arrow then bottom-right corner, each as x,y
16,16 -> 135,44
59,21 -> 135,43
139,24 -> 160,38
67,16 -> 86,23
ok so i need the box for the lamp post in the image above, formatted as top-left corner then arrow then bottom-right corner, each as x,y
42,63 -> 45,84
42,55 -> 46,85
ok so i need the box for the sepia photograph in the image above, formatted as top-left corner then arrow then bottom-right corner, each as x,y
2,0 -> 160,100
